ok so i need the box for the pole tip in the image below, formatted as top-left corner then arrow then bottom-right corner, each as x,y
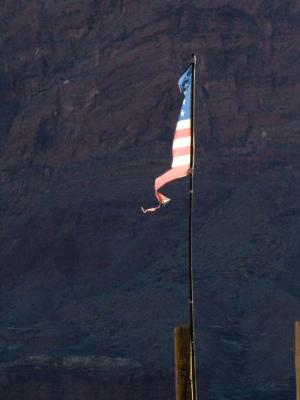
191,53 -> 196,63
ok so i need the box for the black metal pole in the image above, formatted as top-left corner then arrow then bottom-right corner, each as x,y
189,53 -> 197,400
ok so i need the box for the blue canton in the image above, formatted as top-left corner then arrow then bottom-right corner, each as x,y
178,65 -> 192,122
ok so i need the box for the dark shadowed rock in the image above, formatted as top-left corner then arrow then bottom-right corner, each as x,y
0,0 -> 300,399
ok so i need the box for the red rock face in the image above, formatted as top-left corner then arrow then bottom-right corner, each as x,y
0,1 -> 300,399
1,0 -> 299,168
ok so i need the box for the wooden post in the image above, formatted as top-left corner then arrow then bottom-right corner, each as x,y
175,325 -> 192,400
296,322 -> 300,400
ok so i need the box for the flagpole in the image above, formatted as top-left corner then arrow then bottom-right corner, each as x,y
189,53 -> 197,400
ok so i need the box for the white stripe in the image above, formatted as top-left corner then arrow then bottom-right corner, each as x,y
173,136 -> 191,149
176,119 -> 190,130
172,155 -> 190,168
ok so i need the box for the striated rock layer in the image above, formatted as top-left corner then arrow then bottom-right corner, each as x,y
1,0 -> 300,399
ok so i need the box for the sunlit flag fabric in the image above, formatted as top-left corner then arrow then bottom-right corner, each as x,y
142,65 -> 192,213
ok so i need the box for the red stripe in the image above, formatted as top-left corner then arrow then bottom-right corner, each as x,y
173,128 -> 191,139
172,146 -> 190,158
154,166 -> 189,192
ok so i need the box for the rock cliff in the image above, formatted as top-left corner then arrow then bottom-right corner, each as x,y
1,0 -> 300,399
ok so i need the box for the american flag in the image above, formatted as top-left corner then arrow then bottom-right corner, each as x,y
142,65 -> 192,213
